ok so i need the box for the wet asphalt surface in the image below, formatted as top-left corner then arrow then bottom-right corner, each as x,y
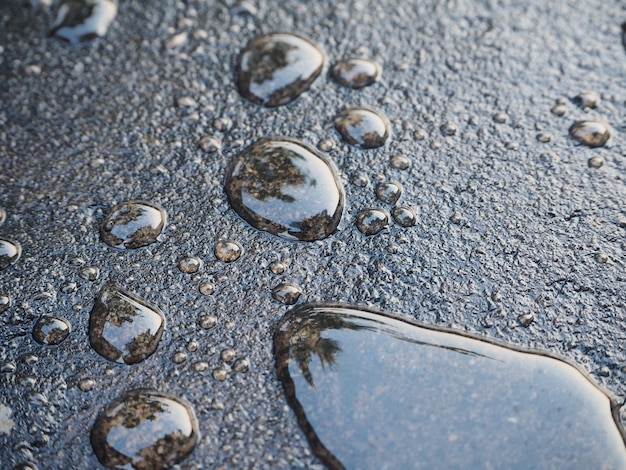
1,0 -> 626,468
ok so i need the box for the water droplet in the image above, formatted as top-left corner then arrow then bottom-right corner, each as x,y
199,136 -> 221,153
330,58 -> 381,89
334,107 -> 390,149
193,361 -> 208,372
505,141 -> 519,150
212,117 -> 232,132
225,138 -> 345,241
588,156 -> 604,168
450,213 -> 463,225
32,315 -> 71,346
272,282 -> 302,305
318,139 -> 334,152
595,252 -> 609,264
274,304 -> 626,469
198,282 -> 214,296
0,239 -> 21,270
90,390 -> 199,470
414,128 -> 426,140
212,366 -> 229,381
536,132 -> 552,143
390,154 -> 411,170
101,200 -> 167,250
0,208 -> 5,226
517,311 -> 535,327
177,96 -> 197,108
79,266 -> 99,281
233,357 -> 250,373
89,284 -> 165,364
439,122 -> 457,136
269,261 -> 285,275
214,240 -> 242,262
375,182 -> 403,204
569,121 -> 611,148
78,378 -> 95,391
351,173 -> 370,187
220,348 -> 235,363
186,340 -> 198,352
164,32 -> 187,53
356,208 -> 389,235
178,256 -> 202,274
392,206 -> 417,227
429,140 -> 441,149
551,105 -> 566,117
1,361 -> 16,373
49,0 -> 117,44
492,112 -> 508,123
198,314 -> 217,329
172,351 -> 187,364
575,92 -> 599,109
0,295 -> 11,313
237,32 -> 325,107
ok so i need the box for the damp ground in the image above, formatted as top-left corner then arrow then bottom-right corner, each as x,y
1,0 -> 626,468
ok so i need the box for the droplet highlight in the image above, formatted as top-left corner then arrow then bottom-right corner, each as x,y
225,138 -> 345,241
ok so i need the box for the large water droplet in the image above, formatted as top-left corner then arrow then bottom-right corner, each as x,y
101,200 -> 167,250
89,284 -> 165,364
334,108 -> 390,149
237,33 -> 325,107
32,315 -> 71,346
569,121 -> 611,148
0,239 -> 21,270
274,304 -> 626,469
90,390 -> 199,470
330,58 -> 381,89
225,138 -> 345,241
49,0 -> 117,44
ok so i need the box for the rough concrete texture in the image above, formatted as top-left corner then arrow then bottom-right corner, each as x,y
0,0 -> 625,468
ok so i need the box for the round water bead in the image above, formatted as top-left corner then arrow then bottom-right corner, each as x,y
356,208 -> 389,235
101,200 -> 167,250
272,283 -> 302,305
334,108 -> 390,149
32,315 -> 71,346
214,240 -> 242,262
375,182 -> 403,204
330,58 -> 381,89
0,239 -> 21,270
392,206 -> 417,227
569,121 -> 610,148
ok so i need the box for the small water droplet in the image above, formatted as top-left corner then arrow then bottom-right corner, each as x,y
212,366 -> 229,381
450,213 -> 463,225
214,240 -> 242,262
575,92 -> 600,109
177,96 -> 197,108
551,105 -> 567,117
49,0 -> 117,44
32,315 -> 71,346
78,378 -> 95,392
1,361 -> 16,373
505,141 -> 519,150
79,266 -> 99,281
237,32 -> 325,107
595,252 -> 609,264
272,283 -> 302,305
90,390 -> 199,470
0,295 -> 11,313
536,132 -> 552,143
440,122 -> 457,136
164,32 -> 187,53
101,200 -> 167,250
213,117 -> 232,132
225,138 -> 345,241
89,284 -> 166,364
220,348 -> 236,363
194,361 -> 208,372
269,261 -> 285,274
430,140 -> 441,149
414,129 -> 426,140
375,182 -> 403,204
390,154 -> 411,170
356,208 -> 389,235
351,173 -> 370,187
198,282 -> 214,295
0,208 -> 5,226
198,314 -> 217,329
392,206 -> 417,227
588,156 -> 604,168
233,357 -> 250,373
172,351 -> 187,364
492,112 -> 508,123
178,256 -> 202,274
330,58 -> 381,89
0,239 -> 21,270
517,311 -> 535,327
569,121 -> 611,148
318,139 -> 334,152
186,340 -> 199,352
199,136 -> 221,153
334,107 -> 390,149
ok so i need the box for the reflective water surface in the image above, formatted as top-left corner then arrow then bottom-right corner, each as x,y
274,304 -> 626,470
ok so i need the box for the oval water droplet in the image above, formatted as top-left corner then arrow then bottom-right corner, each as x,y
32,315 -> 71,346
0,239 -> 21,270
375,182 -> 403,204
574,91 -> 599,109
237,33 -> 325,107
272,282 -> 302,305
274,304 -> 626,469
330,58 -> 381,89
101,200 -> 167,250
334,107 -> 390,149
356,208 -> 389,235
569,121 -> 611,148
214,240 -> 242,262
0,295 -> 10,313
225,138 -> 345,241
390,154 -> 411,170
178,256 -> 202,274
90,390 -> 199,470
49,0 -> 118,44
89,284 -> 165,364
392,206 -> 417,227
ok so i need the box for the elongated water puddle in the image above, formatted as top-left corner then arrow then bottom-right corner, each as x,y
274,304 -> 626,469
